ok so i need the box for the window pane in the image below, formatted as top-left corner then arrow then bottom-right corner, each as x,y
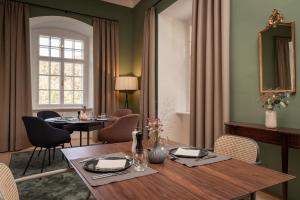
74,77 -> 83,90
39,61 -> 49,75
64,49 -> 73,59
51,37 -> 61,47
51,47 -> 60,58
64,91 -> 73,104
64,39 -> 73,49
39,75 -> 49,89
39,47 -> 49,57
74,63 -> 83,76
50,62 -> 60,75
50,90 -> 60,104
64,63 -> 73,76
75,40 -> 83,50
50,76 -> 60,90
39,90 -> 49,104
64,77 -> 73,90
39,36 -> 49,46
74,50 -> 83,59
74,91 -> 83,104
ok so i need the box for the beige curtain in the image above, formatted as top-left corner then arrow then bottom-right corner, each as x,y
190,0 -> 230,148
140,7 -> 156,129
275,37 -> 291,89
93,18 -> 119,120
0,0 -> 32,152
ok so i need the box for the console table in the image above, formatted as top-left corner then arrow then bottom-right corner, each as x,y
225,122 -> 300,200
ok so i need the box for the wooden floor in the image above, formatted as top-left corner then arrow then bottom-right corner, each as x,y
0,137 -> 279,200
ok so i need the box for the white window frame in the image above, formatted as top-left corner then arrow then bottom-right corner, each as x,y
31,28 -> 89,110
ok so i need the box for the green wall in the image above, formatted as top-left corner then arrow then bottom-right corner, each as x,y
231,0 -> 300,199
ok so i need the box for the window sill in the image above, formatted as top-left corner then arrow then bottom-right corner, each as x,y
176,112 -> 190,115
32,107 -> 93,112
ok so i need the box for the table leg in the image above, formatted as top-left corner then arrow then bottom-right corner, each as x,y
87,131 -> 90,146
281,135 -> 288,200
80,131 -> 82,147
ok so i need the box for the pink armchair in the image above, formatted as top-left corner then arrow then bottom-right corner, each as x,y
112,109 -> 133,117
98,114 -> 139,143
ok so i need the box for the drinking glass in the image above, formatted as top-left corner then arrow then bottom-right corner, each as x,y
133,149 -> 148,172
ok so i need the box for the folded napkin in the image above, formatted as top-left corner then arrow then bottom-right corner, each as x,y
96,159 -> 126,170
174,148 -> 200,157
173,151 -> 231,167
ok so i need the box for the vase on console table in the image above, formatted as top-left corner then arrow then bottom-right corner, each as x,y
265,110 -> 277,128
259,92 -> 291,129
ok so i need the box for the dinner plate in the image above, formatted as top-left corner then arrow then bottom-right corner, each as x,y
169,147 -> 208,158
83,156 -> 133,173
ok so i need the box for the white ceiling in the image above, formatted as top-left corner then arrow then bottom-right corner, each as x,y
101,0 -> 141,8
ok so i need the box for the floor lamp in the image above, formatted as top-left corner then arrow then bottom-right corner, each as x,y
115,76 -> 138,108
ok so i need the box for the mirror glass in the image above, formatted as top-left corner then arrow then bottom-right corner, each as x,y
259,22 -> 296,93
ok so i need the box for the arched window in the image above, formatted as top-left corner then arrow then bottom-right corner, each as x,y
30,16 -> 93,110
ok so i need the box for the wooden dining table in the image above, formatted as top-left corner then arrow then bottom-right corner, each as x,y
61,142 -> 295,200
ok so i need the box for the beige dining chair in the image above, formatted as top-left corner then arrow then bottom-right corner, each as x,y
214,135 -> 260,200
0,163 -> 19,200
98,114 -> 139,143
214,135 -> 260,164
0,163 -> 73,200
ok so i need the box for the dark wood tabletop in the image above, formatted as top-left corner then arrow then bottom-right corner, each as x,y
61,142 -> 295,200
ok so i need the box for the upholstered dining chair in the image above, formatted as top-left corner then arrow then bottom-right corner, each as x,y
214,135 -> 261,200
98,114 -> 139,143
37,110 -> 73,149
112,109 -> 133,117
22,117 -> 71,175
37,110 -> 60,120
104,109 -> 134,127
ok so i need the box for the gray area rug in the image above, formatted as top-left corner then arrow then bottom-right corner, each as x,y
10,149 -> 95,200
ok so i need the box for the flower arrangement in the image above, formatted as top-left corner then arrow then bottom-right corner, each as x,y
146,117 -> 164,144
259,92 -> 290,110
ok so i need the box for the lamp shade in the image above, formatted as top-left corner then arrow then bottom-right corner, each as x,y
115,76 -> 138,91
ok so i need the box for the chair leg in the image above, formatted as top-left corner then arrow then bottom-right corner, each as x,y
53,147 -> 56,161
48,147 -> 51,166
69,141 -> 73,147
23,147 -> 37,175
87,131 -> 90,146
37,147 -> 42,157
41,148 -> 47,173
250,193 -> 256,200
80,131 -> 82,146
61,144 -> 65,160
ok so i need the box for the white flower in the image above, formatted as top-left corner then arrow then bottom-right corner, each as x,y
280,101 -> 286,108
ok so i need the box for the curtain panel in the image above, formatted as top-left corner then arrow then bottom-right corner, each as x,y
93,18 -> 119,136
190,0 -> 230,148
0,0 -> 32,152
275,37 -> 291,89
140,7 -> 156,130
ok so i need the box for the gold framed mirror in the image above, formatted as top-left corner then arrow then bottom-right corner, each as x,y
259,9 -> 296,93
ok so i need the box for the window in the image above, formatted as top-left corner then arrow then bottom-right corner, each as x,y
30,16 -> 93,110
37,35 -> 85,106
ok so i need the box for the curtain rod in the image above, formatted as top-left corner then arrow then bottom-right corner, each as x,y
10,0 -> 119,22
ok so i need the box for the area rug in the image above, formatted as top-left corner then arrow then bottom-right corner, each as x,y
10,149 -> 95,200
